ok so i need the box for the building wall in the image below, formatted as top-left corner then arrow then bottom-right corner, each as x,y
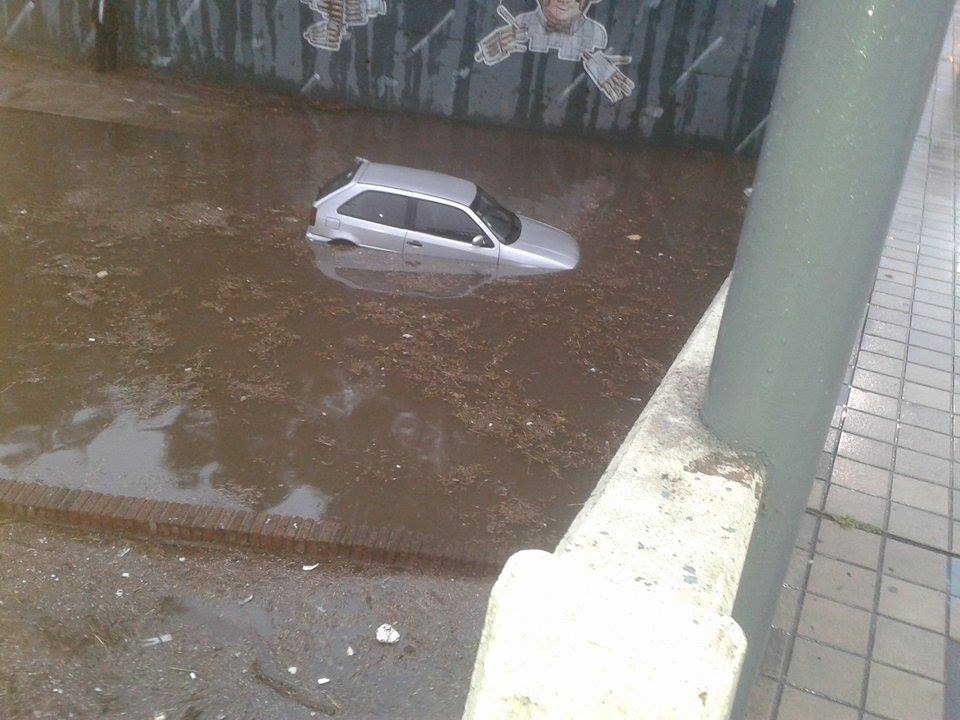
1,0 -> 793,151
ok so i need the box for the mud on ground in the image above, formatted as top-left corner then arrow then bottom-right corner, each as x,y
0,520 -> 492,720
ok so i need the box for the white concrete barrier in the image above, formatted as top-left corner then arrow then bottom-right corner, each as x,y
463,281 -> 765,720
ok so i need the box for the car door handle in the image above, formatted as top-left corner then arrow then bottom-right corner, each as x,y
406,240 -> 423,247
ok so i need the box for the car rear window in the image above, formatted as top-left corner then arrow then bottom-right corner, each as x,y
338,190 -> 409,228
316,167 -> 356,201
411,199 -> 483,243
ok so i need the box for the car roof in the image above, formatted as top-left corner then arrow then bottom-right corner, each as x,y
356,162 -> 477,205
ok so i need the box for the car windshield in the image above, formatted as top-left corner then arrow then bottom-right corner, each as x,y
470,187 -> 521,244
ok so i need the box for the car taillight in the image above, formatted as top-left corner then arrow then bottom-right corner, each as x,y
309,206 -> 318,226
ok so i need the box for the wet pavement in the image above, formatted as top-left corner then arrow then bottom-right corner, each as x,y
0,519 -> 491,719
0,50 -> 750,555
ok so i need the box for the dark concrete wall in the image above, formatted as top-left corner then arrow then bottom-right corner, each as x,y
1,0 -> 793,151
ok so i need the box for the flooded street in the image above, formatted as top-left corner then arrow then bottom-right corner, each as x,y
0,58 -> 750,555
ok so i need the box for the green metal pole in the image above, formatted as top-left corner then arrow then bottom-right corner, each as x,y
700,1 -> 954,717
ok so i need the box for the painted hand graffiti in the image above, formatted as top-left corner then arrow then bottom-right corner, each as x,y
582,50 -> 633,103
301,0 -> 387,52
475,0 -> 635,103
474,6 -> 529,65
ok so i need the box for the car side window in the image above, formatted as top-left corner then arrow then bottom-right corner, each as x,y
411,199 -> 484,244
338,191 -> 408,228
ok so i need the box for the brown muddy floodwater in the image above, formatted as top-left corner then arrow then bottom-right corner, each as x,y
0,100 -> 750,555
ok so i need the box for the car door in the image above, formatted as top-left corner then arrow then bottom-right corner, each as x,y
336,189 -> 410,253
403,198 -> 500,275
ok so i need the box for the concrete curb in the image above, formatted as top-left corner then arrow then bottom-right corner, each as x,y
463,280 -> 765,719
0,479 -> 501,574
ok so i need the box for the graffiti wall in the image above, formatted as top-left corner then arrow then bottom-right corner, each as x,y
0,0 -> 793,151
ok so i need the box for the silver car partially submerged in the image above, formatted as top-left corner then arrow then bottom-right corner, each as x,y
306,159 -> 580,277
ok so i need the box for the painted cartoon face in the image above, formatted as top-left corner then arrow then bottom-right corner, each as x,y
539,0 -> 595,25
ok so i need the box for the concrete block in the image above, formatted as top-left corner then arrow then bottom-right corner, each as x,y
464,283 -> 763,719
558,282 -> 762,617
463,551 -> 746,720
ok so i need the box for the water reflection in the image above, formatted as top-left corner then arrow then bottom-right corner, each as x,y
0,399 -> 249,507
266,484 -> 330,518
309,242 -> 563,299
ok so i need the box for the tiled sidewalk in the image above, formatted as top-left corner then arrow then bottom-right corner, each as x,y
746,12 -> 960,720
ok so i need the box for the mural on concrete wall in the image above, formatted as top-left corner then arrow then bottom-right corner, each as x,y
301,0 -> 387,53
0,0 -> 795,152
476,1 -> 634,103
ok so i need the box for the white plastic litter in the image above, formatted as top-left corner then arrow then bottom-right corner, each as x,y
238,594 -> 254,606
346,645 -> 354,656
376,624 -> 400,644
302,562 -> 320,571
141,634 -> 173,647
317,678 -> 331,686
287,666 -> 298,675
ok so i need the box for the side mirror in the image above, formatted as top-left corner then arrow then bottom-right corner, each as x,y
472,235 -> 488,248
